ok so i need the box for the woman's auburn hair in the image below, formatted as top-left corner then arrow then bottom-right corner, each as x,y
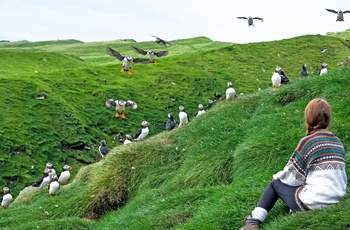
304,98 -> 331,135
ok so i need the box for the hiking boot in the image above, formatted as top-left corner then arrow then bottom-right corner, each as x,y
240,216 -> 260,230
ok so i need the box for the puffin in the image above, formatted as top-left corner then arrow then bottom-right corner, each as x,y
124,134 -> 133,145
276,66 -> 290,84
326,9 -> 350,21
32,162 -> 54,187
105,99 -> 137,119
319,63 -> 328,76
165,113 -> 176,131
58,165 -> 73,185
237,16 -> 263,26
194,104 -> 206,117
131,46 -> 168,65
271,67 -> 282,90
98,140 -> 109,158
39,172 -> 55,190
133,121 -> 151,141
49,176 -> 60,197
300,64 -> 308,78
225,82 -> 236,101
106,47 -> 149,75
150,35 -> 173,46
1,187 -> 13,209
178,106 -> 189,127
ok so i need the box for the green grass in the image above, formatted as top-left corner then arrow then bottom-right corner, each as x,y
0,33 -> 350,229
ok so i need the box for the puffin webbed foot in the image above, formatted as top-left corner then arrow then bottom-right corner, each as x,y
120,69 -> 125,73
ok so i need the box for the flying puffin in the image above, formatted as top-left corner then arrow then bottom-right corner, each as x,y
326,9 -> 350,21
1,187 -> 13,209
124,134 -> 133,144
178,106 -> 189,127
131,46 -> 168,65
98,140 -> 109,158
271,67 -> 282,90
106,47 -> 149,75
165,113 -> 176,131
58,165 -> 72,185
300,64 -> 308,78
150,35 -> 173,46
319,63 -> 328,76
105,99 -> 137,119
225,82 -> 236,101
237,16 -> 263,26
49,176 -> 60,197
133,121 -> 150,141
194,104 -> 206,117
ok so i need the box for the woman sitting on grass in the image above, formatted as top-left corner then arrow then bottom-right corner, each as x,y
240,98 -> 347,230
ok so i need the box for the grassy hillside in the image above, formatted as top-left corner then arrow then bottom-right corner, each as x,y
0,35 -> 350,229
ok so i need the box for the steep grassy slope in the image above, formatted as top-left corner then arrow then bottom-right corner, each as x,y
2,67 -> 350,230
0,34 -> 349,208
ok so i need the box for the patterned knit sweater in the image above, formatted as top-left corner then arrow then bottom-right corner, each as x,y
273,129 -> 347,210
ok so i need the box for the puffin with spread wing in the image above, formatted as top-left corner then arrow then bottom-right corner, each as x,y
131,46 -> 168,65
105,99 -> 137,119
237,16 -> 263,26
326,9 -> 350,22
106,47 -> 149,75
150,35 -> 173,46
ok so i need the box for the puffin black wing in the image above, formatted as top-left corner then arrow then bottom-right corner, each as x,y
131,46 -> 148,55
326,8 -> 338,14
343,10 -> 350,14
133,57 -> 151,64
237,17 -> 248,19
154,50 -> 169,57
105,99 -> 116,108
253,17 -> 263,21
125,100 -> 138,109
133,128 -> 142,139
166,120 -> 176,131
106,47 -> 124,61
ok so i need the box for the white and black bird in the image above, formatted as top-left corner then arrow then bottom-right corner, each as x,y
178,106 -> 189,127
124,134 -> 133,145
58,165 -> 72,185
271,67 -> 282,90
150,35 -> 173,46
49,176 -> 60,197
225,82 -> 236,101
194,104 -> 206,117
319,63 -> 328,76
326,9 -> 350,22
300,64 -> 308,78
98,140 -> 109,158
165,113 -> 176,131
237,16 -> 263,26
1,187 -> 13,209
133,121 -> 151,141
106,47 -> 149,75
39,172 -> 54,190
105,99 -> 137,119
131,46 -> 168,65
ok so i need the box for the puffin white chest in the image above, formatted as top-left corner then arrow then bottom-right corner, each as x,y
122,58 -> 133,70
58,171 -> 71,184
49,181 -> 60,195
1,194 -> 13,208
138,127 -> 149,140
225,88 -> 236,100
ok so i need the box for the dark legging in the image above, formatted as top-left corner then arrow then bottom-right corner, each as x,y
257,179 -> 300,212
